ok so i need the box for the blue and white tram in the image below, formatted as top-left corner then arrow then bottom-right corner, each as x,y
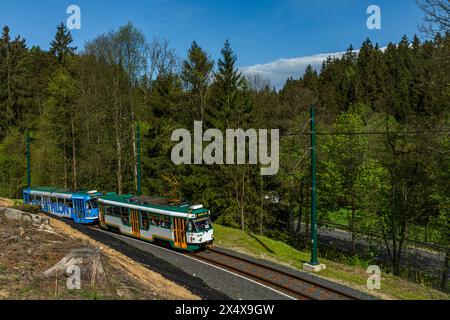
23,187 -> 102,224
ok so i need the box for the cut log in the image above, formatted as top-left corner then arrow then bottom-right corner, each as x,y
43,248 -> 105,285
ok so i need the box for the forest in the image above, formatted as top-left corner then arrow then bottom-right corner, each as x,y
0,3 -> 448,291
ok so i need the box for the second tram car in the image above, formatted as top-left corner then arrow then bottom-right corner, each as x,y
98,193 -> 214,251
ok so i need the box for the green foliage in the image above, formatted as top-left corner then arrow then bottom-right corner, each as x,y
181,40 -> 214,124
0,127 -> 25,198
0,26 -> 30,138
0,22 -> 448,289
49,23 -> 77,64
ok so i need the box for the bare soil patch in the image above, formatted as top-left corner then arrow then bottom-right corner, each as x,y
0,209 -> 199,300
0,198 -> 13,207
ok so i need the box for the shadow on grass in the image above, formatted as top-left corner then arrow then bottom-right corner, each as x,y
247,232 -> 275,254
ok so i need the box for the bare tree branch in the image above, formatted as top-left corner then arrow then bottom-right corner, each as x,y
416,0 -> 450,38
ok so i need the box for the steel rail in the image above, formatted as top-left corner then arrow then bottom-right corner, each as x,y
190,248 -> 360,300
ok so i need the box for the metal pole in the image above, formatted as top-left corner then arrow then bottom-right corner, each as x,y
26,129 -> 31,189
309,106 -> 319,266
136,123 -> 142,196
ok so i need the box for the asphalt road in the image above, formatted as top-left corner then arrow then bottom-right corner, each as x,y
303,223 -> 448,282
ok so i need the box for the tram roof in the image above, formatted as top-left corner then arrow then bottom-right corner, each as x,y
99,193 -> 209,217
26,186 -> 100,198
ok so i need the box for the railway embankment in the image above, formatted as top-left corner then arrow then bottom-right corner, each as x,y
0,204 -> 199,300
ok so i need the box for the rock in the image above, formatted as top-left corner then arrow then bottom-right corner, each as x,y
38,223 -> 53,231
8,236 -> 19,242
1,207 -> 50,227
25,236 -> 31,241
18,227 -> 25,237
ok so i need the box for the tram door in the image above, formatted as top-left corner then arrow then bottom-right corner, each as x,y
23,193 -> 30,205
173,218 -> 187,249
99,204 -> 106,227
73,199 -> 85,223
130,210 -> 140,238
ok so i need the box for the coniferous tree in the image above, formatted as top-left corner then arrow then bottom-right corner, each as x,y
181,40 -> 214,124
50,23 -> 77,64
0,26 -> 29,137
209,40 -> 244,129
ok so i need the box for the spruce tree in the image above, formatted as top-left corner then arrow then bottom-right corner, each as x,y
0,26 -> 29,137
50,23 -> 77,64
210,40 -> 243,129
181,40 -> 214,124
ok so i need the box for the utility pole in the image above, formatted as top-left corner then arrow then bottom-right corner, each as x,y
303,106 -> 326,272
26,129 -> 31,190
310,105 -> 319,266
136,123 -> 142,196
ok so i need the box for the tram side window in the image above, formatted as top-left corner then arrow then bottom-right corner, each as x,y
66,200 -> 73,208
160,216 -> 171,229
112,206 -> 121,218
149,215 -> 158,226
105,205 -> 112,216
32,195 -> 42,204
141,212 -> 149,230
121,207 -> 130,226
50,197 -> 57,204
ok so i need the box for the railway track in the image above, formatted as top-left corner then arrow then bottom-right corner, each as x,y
86,223 -> 363,300
189,247 -> 360,300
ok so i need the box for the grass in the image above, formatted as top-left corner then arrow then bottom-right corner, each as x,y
213,224 -> 450,300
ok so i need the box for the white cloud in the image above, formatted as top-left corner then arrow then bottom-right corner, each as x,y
241,47 -> 387,90
240,50 -> 348,90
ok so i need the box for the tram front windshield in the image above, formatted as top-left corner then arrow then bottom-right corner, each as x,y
194,216 -> 212,231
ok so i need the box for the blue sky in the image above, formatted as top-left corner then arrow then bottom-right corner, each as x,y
1,0 -> 425,88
